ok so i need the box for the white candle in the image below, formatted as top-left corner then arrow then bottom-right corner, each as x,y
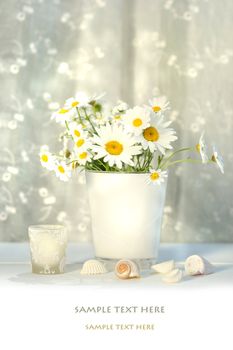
28,225 -> 67,274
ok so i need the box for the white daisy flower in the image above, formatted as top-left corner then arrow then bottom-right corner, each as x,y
148,169 -> 168,185
65,91 -> 90,109
149,96 -> 170,113
74,135 -> 92,151
64,97 -> 80,110
75,150 -> 92,166
93,111 -> 110,126
92,123 -> 142,169
112,100 -> 128,115
108,115 -> 124,126
123,106 -> 150,136
109,101 -> 128,124
196,132 -> 209,163
51,107 -> 76,124
54,161 -> 72,182
211,146 -> 224,174
39,150 -> 55,171
68,121 -> 85,139
139,115 -> 177,154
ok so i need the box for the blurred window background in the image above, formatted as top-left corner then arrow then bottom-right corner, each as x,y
0,0 -> 232,242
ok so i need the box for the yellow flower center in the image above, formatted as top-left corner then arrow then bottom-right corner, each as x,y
76,139 -> 85,147
152,105 -> 161,112
114,115 -> 121,120
143,126 -> 159,142
150,172 -> 160,181
79,152 -> 87,159
41,154 -> 48,162
58,165 -> 65,174
196,143 -> 201,153
72,101 -> 79,107
74,129 -> 81,137
133,118 -> 143,127
105,140 -> 123,155
59,108 -> 69,114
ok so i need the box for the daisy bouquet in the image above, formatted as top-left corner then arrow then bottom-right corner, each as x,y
40,92 -> 224,183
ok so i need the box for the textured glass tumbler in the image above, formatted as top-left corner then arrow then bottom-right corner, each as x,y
28,225 -> 67,274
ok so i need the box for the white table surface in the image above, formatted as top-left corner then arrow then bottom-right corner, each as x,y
0,243 -> 233,288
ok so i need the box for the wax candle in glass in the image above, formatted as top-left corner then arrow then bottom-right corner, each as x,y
28,225 -> 67,274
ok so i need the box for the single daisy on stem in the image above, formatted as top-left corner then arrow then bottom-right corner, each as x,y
65,91 -> 90,109
68,121 -> 85,139
39,148 -> 55,171
75,150 -> 92,166
51,107 -> 76,125
147,169 -> 168,185
92,123 -> 142,169
139,115 -> 177,154
123,106 -> 150,136
74,134 -> 92,152
211,146 -> 224,174
196,132 -> 209,163
54,161 -> 72,182
112,100 -> 128,115
149,96 -> 170,113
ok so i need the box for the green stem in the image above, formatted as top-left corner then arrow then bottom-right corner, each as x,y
160,147 -> 194,170
141,149 -> 149,169
65,121 -> 75,143
76,108 -> 83,125
83,108 -> 97,134
164,158 -> 211,169
65,120 -> 70,132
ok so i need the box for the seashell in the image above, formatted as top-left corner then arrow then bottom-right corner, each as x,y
80,259 -> 108,275
162,268 -> 183,284
185,255 -> 213,276
115,259 -> 140,279
151,260 -> 175,274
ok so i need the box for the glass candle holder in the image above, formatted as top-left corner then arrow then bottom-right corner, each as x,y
28,225 -> 67,274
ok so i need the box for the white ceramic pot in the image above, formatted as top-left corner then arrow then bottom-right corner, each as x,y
86,171 -> 167,262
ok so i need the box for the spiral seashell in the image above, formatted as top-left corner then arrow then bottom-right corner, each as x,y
185,255 -> 213,276
80,259 -> 108,275
115,259 -> 140,279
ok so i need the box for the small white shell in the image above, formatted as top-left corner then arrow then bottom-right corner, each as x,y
185,255 -> 213,276
151,260 -> 175,274
162,268 -> 183,283
115,259 -> 140,279
80,259 -> 108,275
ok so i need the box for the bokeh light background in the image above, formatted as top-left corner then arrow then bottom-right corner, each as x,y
0,0 -> 232,242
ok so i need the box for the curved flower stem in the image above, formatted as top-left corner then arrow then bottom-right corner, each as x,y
88,163 -> 104,171
145,152 -> 153,169
141,149 -> 150,169
157,155 -> 164,169
76,108 -> 83,125
65,120 -> 70,132
83,108 -> 97,134
65,121 -> 75,143
67,159 -> 78,165
160,147 -> 194,170
164,158 -> 206,169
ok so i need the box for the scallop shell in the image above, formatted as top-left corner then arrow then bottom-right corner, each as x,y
115,259 -> 140,279
80,259 -> 108,275
162,268 -> 183,283
185,255 -> 213,276
151,260 -> 175,274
